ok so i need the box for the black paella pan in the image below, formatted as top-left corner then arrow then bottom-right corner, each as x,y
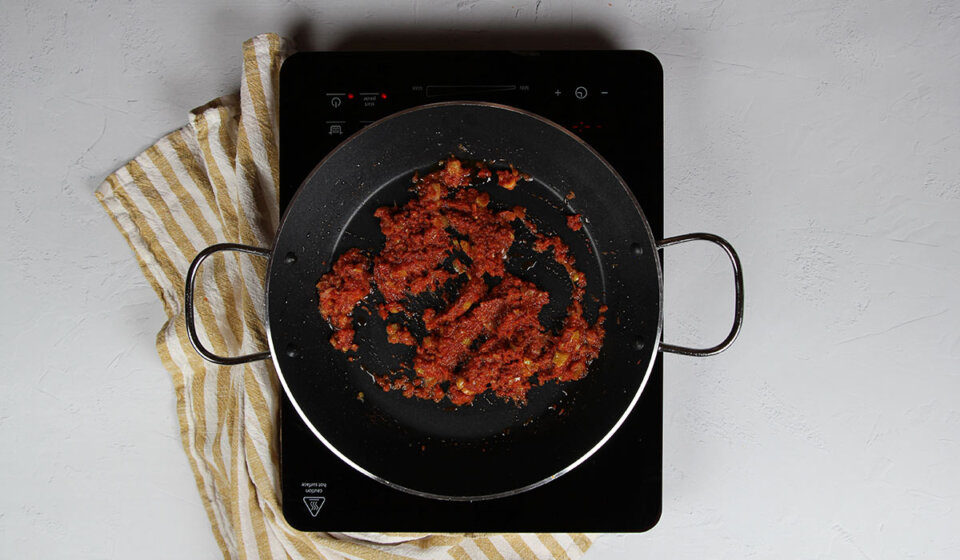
184,102 -> 743,500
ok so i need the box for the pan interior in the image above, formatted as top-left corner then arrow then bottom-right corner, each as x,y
267,102 -> 661,498
326,160 -> 608,441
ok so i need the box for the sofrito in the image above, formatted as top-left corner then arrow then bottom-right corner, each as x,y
316,158 -> 605,406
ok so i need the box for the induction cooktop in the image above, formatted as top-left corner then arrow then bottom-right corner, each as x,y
278,50 -> 663,532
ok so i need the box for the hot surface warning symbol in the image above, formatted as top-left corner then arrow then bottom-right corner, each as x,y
303,496 -> 326,517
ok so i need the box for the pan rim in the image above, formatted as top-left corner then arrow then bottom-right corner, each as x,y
266,100 -> 664,501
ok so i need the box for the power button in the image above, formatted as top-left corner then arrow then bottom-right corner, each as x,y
574,86 -> 588,100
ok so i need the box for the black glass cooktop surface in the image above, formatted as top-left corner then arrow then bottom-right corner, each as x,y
278,50 -> 662,532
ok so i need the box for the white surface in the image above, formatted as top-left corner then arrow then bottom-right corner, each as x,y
2,0 -> 958,558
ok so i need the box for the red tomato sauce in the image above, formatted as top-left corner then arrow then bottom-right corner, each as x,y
315,248 -> 373,352
316,158 -> 606,406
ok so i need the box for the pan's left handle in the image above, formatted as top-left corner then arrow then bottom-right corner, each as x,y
657,233 -> 744,357
185,243 -> 272,365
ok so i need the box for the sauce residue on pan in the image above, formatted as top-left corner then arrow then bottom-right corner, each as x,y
316,158 -> 606,406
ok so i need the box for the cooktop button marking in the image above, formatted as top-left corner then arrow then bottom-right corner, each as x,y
575,86 -> 588,99
554,89 -> 562,96
331,96 -> 342,108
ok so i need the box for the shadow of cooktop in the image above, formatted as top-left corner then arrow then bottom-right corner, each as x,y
288,21 -> 619,52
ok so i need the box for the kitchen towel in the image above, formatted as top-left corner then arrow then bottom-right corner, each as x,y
95,33 -> 596,560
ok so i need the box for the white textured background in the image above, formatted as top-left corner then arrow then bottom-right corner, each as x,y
2,1 -> 958,558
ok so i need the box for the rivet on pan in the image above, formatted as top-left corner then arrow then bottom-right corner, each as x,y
285,343 -> 300,358
630,243 -> 644,256
634,337 -> 645,351
284,251 -> 297,264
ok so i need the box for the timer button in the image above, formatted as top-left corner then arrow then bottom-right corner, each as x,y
574,86 -> 588,99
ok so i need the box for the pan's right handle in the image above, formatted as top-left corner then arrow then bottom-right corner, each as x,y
657,233 -> 744,357
185,243 -> 272,365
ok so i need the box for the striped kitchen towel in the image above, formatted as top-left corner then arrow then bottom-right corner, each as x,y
95,33 -> 596,560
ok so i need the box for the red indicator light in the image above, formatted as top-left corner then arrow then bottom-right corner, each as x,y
381,93 -> 388,99
347,93 -> 355,99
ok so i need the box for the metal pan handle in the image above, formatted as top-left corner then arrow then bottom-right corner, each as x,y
185,243 -> 272,365
657,233 -> 744,357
